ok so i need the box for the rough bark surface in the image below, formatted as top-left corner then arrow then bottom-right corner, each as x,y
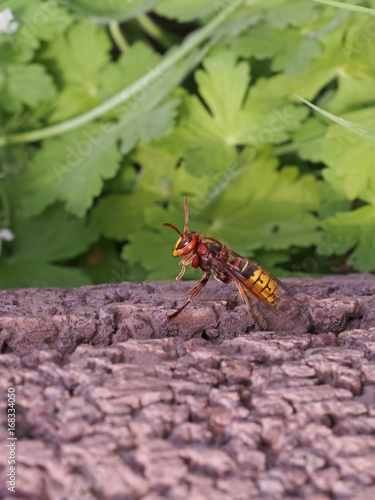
1,274 -> 375,499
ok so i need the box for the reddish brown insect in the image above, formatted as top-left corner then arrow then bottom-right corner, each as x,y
164,198 -> 287,320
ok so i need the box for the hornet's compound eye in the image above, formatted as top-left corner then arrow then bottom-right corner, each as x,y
176,235 -> 191,250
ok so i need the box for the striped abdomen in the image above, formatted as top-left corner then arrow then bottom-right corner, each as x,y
234,258 -> 279,305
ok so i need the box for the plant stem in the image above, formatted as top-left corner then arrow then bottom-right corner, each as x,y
0,0 -> 243,147
312,0 -> 375,16
109,20 -> 129,53
273,138 -> 324,156
137,14 -> 173,47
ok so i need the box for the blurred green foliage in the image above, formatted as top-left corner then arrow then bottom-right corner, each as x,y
1,0 -> 375,288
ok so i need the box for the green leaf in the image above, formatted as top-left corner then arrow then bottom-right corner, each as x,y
63,0 -> 157,21
312,0 -> 375,16
43,21 -> 111,84
41,20 -> 112,122
318,182 -> 351,219
0,261 -> 90,289
322,15 -> 375,115
91,191 -> 153,241
238,77 -> 308,146
163,50 -> 248,166
319,205 -> 375,272
11,204 -> 101,261
102,161 -> 137,195
0,0 -> 242,146
131,141 -> 179,198
91,140 -> 193,244
10,122 -> 122,217
98,42 -> 161,100
0,203 -> 100,289
0,63 -> 56,112
156,0 -> 218,21
46,86 -> 99,124
291,117 -> 327,162
327,77 -> 375,117
321,107 -> 375,202
271,28 -> 345,102
168,50 -> 307,177
265,0 -> 319,28
133,140 -> 244,211
195,50 -> 250,141
0,0 -> 72,63
99,43 -> 197,154
165,53 -> 243,177
20,0 -> 72,42
91,88 -> 214,244
122,229 -> 179,281
231,25 -> 321,75
9,38 -> 201,219
200,151 -> 320,254
119,97 -> 180,154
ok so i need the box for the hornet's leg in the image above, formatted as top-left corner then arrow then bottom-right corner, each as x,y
176,264 -> 186,281
235,283 -> 268,331
168,272 -> 211,320
175,253 -> 196,281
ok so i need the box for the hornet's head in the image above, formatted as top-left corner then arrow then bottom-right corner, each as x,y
163,198 -> 198,256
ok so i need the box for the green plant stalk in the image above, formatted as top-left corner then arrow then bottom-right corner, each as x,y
312,0 -> 375,16
109,20 -> 129,53
273,137 -> 324,156
137,14 -> 173,48
0,0 -> 243,147
296,94 -> 375,143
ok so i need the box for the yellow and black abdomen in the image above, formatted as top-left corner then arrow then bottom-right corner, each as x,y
237,259 -> 279,305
